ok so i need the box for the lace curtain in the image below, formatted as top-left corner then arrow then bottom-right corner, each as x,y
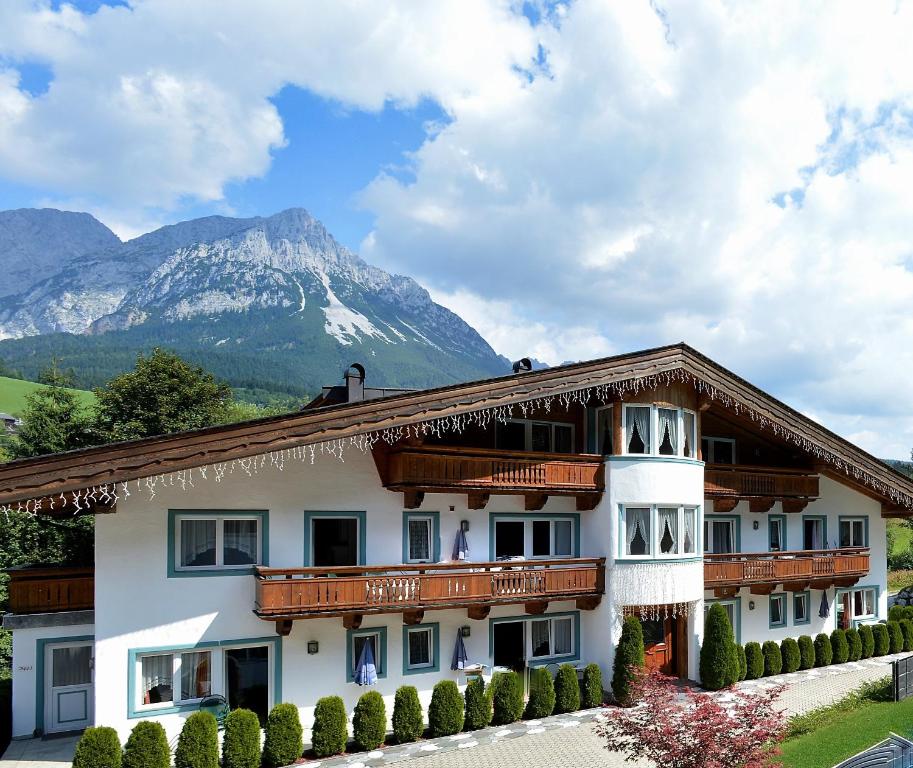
224,519 -> 257,565
180,651 -> 211,701
658,408 -> 678,455
142,654 -> 173,703
683,509 -> 695,554
626,407 -> 651,453
626,508 -> 650,554
659,508 -> 678,553
181,519 -> 216,567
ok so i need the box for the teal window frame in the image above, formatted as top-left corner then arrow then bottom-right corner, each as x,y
705,596 -> 741,643
702,514 -> 741,554
168,509 -> 268,578
801,514 -> 828,550
346,626 -> 388,683
488,513 -> 580,561
838,516 -> 868,548
488,611 -> 581,665
402,623 -> 440,675
127,636 -> 281,719
35,635 -> 94,734
303,511 -> 366,566
768,514 -> 786,552
769,593 -> 787,629
402,511 -> 440,563
835,584 -> 880,629
793,590 -> 811,626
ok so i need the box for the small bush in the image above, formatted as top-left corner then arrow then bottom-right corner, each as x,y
830,629 -> 849,664
392,686 -> 424,743
581,663 -> 603,708
846,628 -> 862,662
123,721 -> 169,768
175,711 -> 219,768
901,620 -> 913,652
744,642 -> 764,679
611,616 -> 645,705
464,677 -> 492,731
798,635 -> 815,670
554,664 -> 581,714
889,605 -> 906,622
889,621 -> 905,654
781,638 -> 800,673
222,710 -> 261,768
429,680 -> 464,737
491,671 -> 524,725
73,726 -> 122,768
262,704 -> 302,768
814,633 -> 833,667
873,624 -> 890,656
860,625 -> 875,658
700,603 -> 739,690
311,696 -> 347,758
353,691 -> 387,752
524,667 -> 556,719
762,640 -> 782,676
735,644 -> 747,681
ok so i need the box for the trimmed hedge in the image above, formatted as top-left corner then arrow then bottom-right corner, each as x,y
353,691 -> 387,752
73,726 -> 123,768
830,629 -> 849,664
901,620 -> 913,653
464,677 -> 492,731
123,721 -> 169,768
491,671 -> 524,725
581,663 -> 603,708
798,635 -> 815,670
846,628 -> 862,662
889,605 -> 913,622
263,704 -> 303,768
611,616 -> 645,706
392,686 -> 424,743
700,603 -> 739,690
888,621 -> 905,654
175,711 -> 219,768
429,680 -> 464,737
860,625 -> 875,658
814,633 -> 833,667
744,642 -> 764,680
762,640 -> 782,677
873,624 -> 890,656
736,644 -> 747,681
311,696 -> 348,758
554,664 -> 581,714
781,638 -> 800,673
222,709 -> 261,768
524,667 -> 556,719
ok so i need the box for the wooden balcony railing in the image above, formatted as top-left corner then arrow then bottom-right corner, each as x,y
255,558 -> 605,623
5,566 -> 94,614
704,548 -> 869,591
704,464 -> 819,499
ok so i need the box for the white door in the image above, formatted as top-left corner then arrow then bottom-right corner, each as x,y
46,642 -> 94,733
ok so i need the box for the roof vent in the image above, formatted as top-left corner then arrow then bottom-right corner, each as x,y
345,363 -> 366,402
512,358 -> 533,374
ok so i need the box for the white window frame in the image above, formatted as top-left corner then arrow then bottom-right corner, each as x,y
175,514 -> 262,572
620,505 -> 700,559
621,405 -> 698,458
135,649 -> 214,713
498,418 -> 576,454
703,517 -> 737,555
702,436 -> 737,464
528,616 -> 575,660
493,516 -> 577,560
404,626 -> 434,671
350,631 -> 384,676
406,515 -> 434,564
839,517 -> 866,548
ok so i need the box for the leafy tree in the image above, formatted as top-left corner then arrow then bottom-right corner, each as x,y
93,348 -> 232,442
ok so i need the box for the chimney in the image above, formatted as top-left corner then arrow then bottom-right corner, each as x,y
345,363 -> 366,402
512,358 -> 533,374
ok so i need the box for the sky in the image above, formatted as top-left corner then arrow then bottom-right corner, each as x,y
1,1 -> 913,458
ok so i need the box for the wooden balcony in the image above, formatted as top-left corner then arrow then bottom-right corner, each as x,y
5,566 -> 94,614
255,557 -> 606,634
377,445 -> 605,511
704,548 -> 869,597
704,464 -> 819,513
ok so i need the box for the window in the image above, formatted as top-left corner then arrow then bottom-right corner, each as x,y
704,600 -> 739,642
497,419 -> 576,454
702,436 -> 735,464
621,505 -> 699,558
683,508 -> 697,554
529,616 -> 574,659
658,507 -> 678,554
624,406 -> 651,454
769,594 -> 786,628
657,408 -> 679,455
138,650 -> 212,709
837,587 -> 878,629
769,516 -> 785,552
703,518 -> 737,554
839,518 -> 866,548
596,406 -> 614,455
172,512 -> 265,574
305,512 -> 365,567
623,507 -> 651,556
803,517 -> 826,550
794,592 -> 810,625
403,624 -> 439,674
682,411 -> 696,458
347,627 -> 387,682
403,512 -> 439,563
493,517 -> 577,560
623,405 -> 698,458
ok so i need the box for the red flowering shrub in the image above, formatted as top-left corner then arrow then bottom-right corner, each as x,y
596,671 -> 786,768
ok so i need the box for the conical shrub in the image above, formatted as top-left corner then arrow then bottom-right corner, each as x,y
612,616 -> 645,705
700,603 -> 738,689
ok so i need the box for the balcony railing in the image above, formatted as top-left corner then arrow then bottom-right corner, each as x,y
255,557 -> 606,621
5,566 -> 94,614
704,464 -> 819,499
704,548 -> 869,589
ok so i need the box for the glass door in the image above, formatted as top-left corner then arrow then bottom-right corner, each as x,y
225,646 -> 270,726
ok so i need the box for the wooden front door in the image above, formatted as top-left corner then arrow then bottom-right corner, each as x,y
641,617 -> 675,675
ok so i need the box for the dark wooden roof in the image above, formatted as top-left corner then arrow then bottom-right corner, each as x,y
1,342 -> 912,509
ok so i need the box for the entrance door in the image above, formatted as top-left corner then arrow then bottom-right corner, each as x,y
46,642 -> 93,734
225,646 -> 270,726
804,518 -> 825,550
641,617 -> 675,675
493,622 -> 526,674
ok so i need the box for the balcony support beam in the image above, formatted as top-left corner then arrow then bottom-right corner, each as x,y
403,490 -> 425,510
781,498 -> 810,514
749,498 -> 775,514
468,492 -> 490,510
713,497 -> 740,514
343,614 -> 363,630
525,493 -> 548,511
525,601 -> 549,615
782,581 -> 811,593
275,619 -> 293,637
403,609 -> 425,626
835,576 -> 862,588
714,587 -> 739,599
468,605 -> 491,621
810,579 -> 834,591
576,493 -> 601,511
576,595 -> 602,611
749,584 -> 777,596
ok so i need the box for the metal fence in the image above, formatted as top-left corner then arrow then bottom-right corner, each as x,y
832,734 -> 913,768
894,654 -> 913,702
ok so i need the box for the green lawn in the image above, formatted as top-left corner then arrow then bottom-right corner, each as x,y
0,375 -> 95,417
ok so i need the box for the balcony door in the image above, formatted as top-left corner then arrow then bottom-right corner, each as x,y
704,519 -> 736,554
803,517 -> 825,550
312,517 -> 359,567
493,621 -> 526,674
45,641 -> 94,734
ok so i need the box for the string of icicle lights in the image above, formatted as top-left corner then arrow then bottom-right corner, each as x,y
5,367 -> 913,518
621,602 -> 692,621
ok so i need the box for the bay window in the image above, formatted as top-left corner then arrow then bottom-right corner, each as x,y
620,505 -> 700,558
622,404 -> 697,458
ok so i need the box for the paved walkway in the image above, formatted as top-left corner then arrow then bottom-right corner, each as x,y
0,735 -> 79,768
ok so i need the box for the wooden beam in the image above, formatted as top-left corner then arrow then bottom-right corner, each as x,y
781,498 -> 810,514
749,498 -> 775,514
810,579 -> 834,591
275,619 -> 293,637
749,584 -> 777,596
575,493 -> 601,512
467,605 -> 491,621
713,497 -> 740,514
403,609 -> 425,626
713,586 -> 739,599
782,581 -> 811,593
524,493 -> 548,511
882,503 -> 911,518
698,392 -> 713,412
403,490 -> 424,510
834,576 -> 862,588
342,614 -> 363,630
468,491 -> 490,510
525,601 -> 549,615
576,595 -> 602,611
612,396 -> 624,455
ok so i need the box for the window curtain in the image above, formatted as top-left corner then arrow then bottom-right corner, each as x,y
683,509 -> 695,553
224,519 -> 258,565
659,508 -> 678,553
683,412 -> 695,457
180,652 -> 211,701
142,654 -> 173,703
626,508 -> 650,554
409,519 -> 430,560
181,519 -> 216,567
627,407 -> 651,453
408,630 -> 431,666
530,620 -> 551,657
52,646 -> 92,687
658,408 -> 678,454
553,618 -> 572,655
